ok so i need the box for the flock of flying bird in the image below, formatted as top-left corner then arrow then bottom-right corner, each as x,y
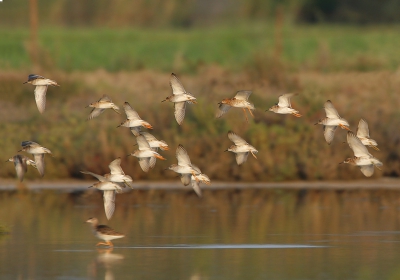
5,73 -> 382,246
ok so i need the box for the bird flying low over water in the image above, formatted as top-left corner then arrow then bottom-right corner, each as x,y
90,181 -> 125,220
81,158 -> 133,220
118,102 -> 153,136
81,158 -> 133,189
86,217 -> 125,247
225,131 -> 258,165
6,154 -> 37,182
315,100 -> 350,144
356,118 -> 379,151
23,74 -> 59,114
340,131 -> 382,177
268,93 -> 301,117
216,90 -> 255,122
18,141 -> 52,177
190,173 -> 210,197
86,94 -> 120,120
162,73 -> 197,125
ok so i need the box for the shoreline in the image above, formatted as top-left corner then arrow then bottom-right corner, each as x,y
0,178 -> 399,191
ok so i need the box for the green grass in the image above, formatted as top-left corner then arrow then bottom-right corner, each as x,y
1,23 -> 400,72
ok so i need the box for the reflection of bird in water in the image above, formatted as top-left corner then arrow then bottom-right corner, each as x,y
86,218 -> 125,247
6,154 -> 37,181
216,90 -> 255,122
88,248 -> 124,280
23,74 -> 59,114
96,248 -> 125,262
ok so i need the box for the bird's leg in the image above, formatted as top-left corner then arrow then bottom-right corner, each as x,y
339,124 -> 350,131
112,108 -> 121,114
292,112 -> 302,118
124,180 -> 134,189
143,123 -> 153,129
250,151 -> 257,159
96,242 -> 110,246
373,164 -> 382,171
371,146 -> 380,151
154,154 -> 166,160
242,108 -> 248,123
247,108 -> 254,117
191,172 -> 200,183
106,241 -> 114,247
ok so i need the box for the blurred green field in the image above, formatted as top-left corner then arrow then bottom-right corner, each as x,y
2,23 -> 400,72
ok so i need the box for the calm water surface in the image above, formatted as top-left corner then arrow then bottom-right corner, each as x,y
1,187 -> 400,279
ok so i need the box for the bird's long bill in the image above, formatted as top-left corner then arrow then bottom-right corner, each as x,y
22,81 -> 28,84
126,154 -> 132,157
161,99 -> 167,103
371,146 -> 380,151
338,162 -> 344,164
113,108 -> 121,114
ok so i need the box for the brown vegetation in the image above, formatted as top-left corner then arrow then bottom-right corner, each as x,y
1,66 -> 399,181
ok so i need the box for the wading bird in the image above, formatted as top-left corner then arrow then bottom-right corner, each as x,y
86,217 -> 125,247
